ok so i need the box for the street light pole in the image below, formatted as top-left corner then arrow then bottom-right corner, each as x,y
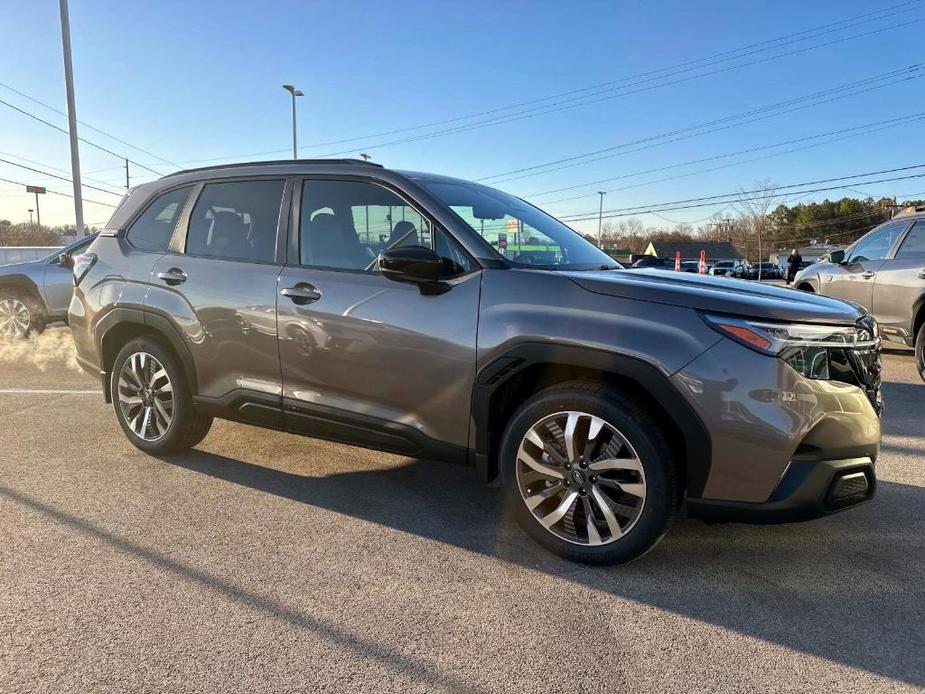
596,191 -> 606,248
28,209 -> 34,229
59,0 -> 85,237
282,84 -> 304,159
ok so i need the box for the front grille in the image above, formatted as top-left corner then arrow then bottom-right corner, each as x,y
827,315 -> 883,415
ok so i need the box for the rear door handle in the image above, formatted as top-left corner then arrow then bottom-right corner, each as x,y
156,268 -> 187,285
281,284 -> 321,305
861,271 -> 875,279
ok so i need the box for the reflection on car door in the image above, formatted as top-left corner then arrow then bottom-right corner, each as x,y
825,221 -> 908,311
147,179 -> 288,422
276,177 -> 480,458
872,219 -> 925,341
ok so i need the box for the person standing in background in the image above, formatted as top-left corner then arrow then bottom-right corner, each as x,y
786,248 -> 803,285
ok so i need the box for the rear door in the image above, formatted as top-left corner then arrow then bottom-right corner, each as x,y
276,176 -> 481,456
148,178 -> 289,422
872,219 -> 925,340
824,221 -> 908,311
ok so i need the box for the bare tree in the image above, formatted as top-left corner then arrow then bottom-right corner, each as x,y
734,179 -> 780,280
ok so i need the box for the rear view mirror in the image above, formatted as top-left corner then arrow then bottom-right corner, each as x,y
472,203 -> 506,220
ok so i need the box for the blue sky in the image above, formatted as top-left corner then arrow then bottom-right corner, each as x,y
1,0 -> 923,231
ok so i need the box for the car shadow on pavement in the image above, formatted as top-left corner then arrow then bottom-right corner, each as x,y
157,447 -> 925,688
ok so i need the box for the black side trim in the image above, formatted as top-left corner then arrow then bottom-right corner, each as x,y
471,343 -> 712,495
282,397 -> 467,465
193,390 -> 283,430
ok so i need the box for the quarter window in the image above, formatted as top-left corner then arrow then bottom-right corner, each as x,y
186,180 -> 284,263
126,186 -> 192,252
895,221 -> 925,260
845,223 -> 905,263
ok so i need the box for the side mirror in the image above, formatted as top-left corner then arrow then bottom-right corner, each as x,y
829,249 -> 845,264
379,246 -> 446,291
53,252 -> 73,268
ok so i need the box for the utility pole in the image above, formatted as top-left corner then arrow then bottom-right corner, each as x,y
596,191 -> 606,248
125,158 -> 130,189
282,84 -> 303,159
26,186 -> 46,232
59,0 -> 84,236
28,209 -> 34,229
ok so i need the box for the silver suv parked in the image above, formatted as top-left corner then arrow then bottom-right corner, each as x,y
794,211 -> 925,381
69,160 -> 882,564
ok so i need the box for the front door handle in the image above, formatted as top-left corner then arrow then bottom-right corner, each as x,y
157,268 -> 187,285
281,283 -> 322,305
861,271 -> 875,279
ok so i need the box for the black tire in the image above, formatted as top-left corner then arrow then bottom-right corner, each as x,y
499,380 -> 680,565
0,288 -> 45,338
915,322 -> 925,383
110,336 -> 212,454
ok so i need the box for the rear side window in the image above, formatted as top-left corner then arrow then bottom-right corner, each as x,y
895,221 -> 925,260
126,186 -> 192,251
186,180 -> 284,263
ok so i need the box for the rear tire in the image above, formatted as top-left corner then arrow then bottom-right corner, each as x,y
915,322 -> 925,383
110,336 -> 212,454
499,380 -> 679,565
0,289 -> 45,338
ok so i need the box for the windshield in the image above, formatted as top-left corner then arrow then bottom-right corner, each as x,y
420,179 -> 621,270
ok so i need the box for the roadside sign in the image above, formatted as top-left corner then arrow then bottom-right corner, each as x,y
25,185 -> 47,194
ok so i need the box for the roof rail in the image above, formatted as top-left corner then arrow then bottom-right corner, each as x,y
163,158 -> 384,178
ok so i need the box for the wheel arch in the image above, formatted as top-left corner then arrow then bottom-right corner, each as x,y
471,343 -> 712,498
912,293 -> 925,342
0,274 -> 47,312
96,308 -> 198,403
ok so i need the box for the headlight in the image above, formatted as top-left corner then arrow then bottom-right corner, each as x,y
702,313 -> 879,380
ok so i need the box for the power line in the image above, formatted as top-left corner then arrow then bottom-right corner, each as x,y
0,97 -> 166,177
479,64 -> 924,184
0,82 -> 181,168
0,157 -> 125,197
317,14 -> 925,159
0,176 -> 117,208
0,151 -> 127,192
527,112 -> 925,202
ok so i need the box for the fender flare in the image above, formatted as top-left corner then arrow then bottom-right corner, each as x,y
471,342 -> 713,497
0,274 -> 47,313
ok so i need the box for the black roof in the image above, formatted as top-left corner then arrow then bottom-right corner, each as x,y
162,158 -> 383,178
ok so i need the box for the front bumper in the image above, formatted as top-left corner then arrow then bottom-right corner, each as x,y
687,456 -> 875,523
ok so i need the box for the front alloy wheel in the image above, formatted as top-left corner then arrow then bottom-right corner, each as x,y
516,411 -> 646,546
117,351 -> 174,441
0,297 -> 31,337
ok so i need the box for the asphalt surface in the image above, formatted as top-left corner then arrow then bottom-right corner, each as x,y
0,329 -> 923,693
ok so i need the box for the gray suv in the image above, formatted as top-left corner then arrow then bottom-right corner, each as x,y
793,211 -> 925,381
69,160 -> 882,564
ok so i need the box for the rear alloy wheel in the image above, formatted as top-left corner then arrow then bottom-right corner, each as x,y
0,294 -> 41,337
915,322 -> 925,383
500,381 -> 678,565
111,337 -> 213,454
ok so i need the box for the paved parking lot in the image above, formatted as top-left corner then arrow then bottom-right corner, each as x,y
0,328 -> 923,693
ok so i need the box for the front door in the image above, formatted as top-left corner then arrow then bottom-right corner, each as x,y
148,178 -> 288,423
276,177 -> 480,458
826,221 -> 908,311
873,219 -> 925,339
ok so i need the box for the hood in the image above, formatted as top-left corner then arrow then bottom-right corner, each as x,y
565,268 -> 865,325
0,259 -> 44,273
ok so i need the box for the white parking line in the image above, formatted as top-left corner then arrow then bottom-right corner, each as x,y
0,389 -> 99,395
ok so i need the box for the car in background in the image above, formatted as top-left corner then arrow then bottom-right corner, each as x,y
731,261 -> 757,280
710,260 -> 738,276
794,212 -> 925,380
629,255 -> 675,270
754,262 -> 783,280
0,234 -> 95,337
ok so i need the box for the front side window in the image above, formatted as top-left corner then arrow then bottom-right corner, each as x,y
895,220 -> 925,260
127,186 -> 192,252
299,179 -> 474,275
186,180 -> 284,263
419,179 -> 620,270
846,223 -> 905,263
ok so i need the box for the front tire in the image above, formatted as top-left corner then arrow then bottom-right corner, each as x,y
499,381 -> 679,565
0,290 -> 44,338
110,336 -> 212,454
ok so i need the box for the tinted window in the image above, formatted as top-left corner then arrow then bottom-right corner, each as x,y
186,180 -> 284,262
895,220 -> 925,260
846,223 -> 905,263
127,186 -> 192,252
299,179 -> 474,275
